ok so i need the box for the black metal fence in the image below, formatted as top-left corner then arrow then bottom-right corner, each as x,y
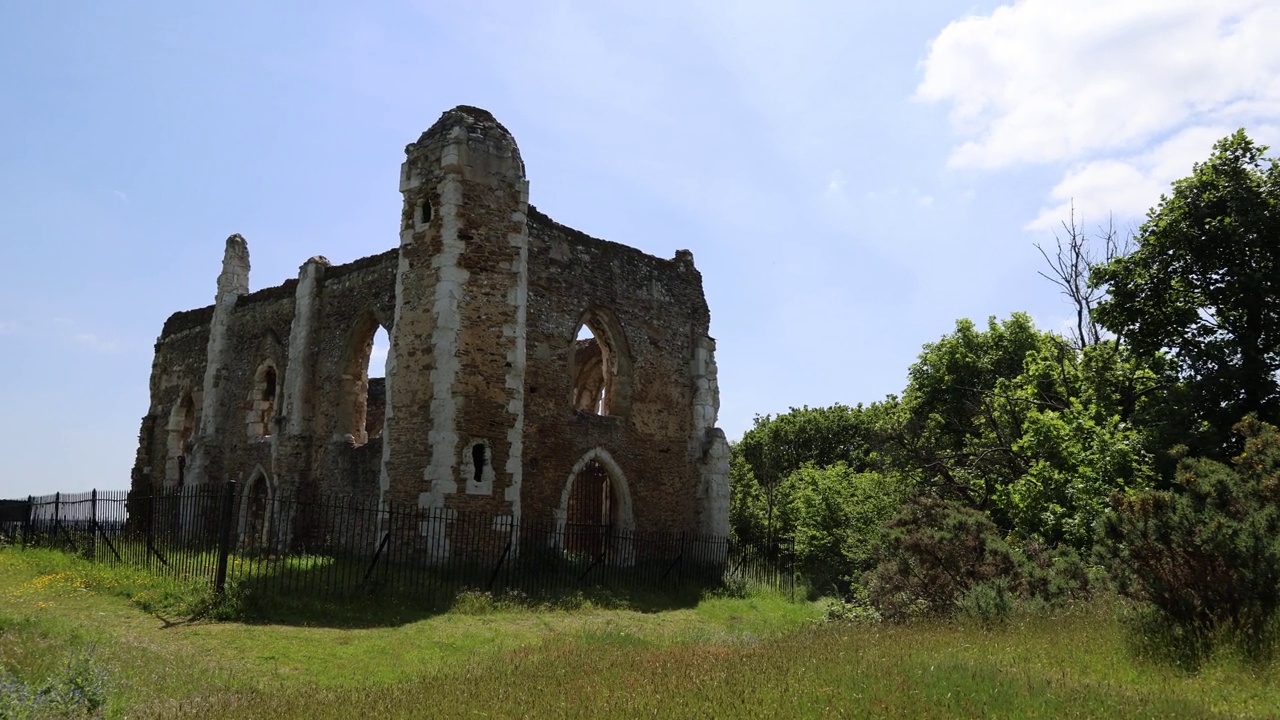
7,485 -> 793,603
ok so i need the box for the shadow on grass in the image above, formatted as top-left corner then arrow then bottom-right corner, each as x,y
1,544 -> 788,630
189,554 -> 740,628
213,583 -> 718,629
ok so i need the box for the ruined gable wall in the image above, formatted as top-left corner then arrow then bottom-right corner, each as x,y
521,208 -> 712,533
132,107 -> 722,541
133,249 -> 398,501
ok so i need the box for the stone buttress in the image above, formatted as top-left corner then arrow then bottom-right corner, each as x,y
185,235 -> 250,487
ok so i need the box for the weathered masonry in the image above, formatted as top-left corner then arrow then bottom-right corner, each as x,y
131,106 -> 730,549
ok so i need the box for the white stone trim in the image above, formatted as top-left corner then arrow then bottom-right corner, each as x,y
188,236 -> 250,486
423,173 -> 467,507
503,197 -> 529,522
377,251 -> 409,514
164,392 -> 197,487
698,430 -> 731,537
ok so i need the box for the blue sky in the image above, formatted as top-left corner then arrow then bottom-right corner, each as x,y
2,1 -> 1277,498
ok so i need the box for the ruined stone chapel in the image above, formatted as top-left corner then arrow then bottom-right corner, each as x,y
131,106 -> 731,542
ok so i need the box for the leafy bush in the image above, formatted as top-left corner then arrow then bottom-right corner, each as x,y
777,464 -> 914,596
864,496 -> 1019,621
1104,416 -> 1280,666
822,595 -> 883,624
729,402 -> 908,548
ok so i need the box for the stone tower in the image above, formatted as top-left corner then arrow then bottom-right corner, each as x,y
380,106 -> 530,527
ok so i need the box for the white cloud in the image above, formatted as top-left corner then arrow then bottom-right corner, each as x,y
825,170 -> 846,198
113,190 -> 128,204
919,0 -> 1280,170
1024,123 -> 1280,230
70,333 -> 120,353
919,1 -> 1280,230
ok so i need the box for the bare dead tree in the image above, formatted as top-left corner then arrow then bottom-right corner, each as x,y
1035,203 -> 1133,349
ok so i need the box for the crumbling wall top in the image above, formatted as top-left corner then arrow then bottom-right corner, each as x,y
406,105 -> 523,176
528,205 -> 699,271
414,105 -> 514,145
161,305 -> 215,339
323,248 -> 397,282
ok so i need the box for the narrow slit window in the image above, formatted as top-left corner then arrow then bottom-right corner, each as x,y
260,367 -> 277,435
472,443 -> 486,483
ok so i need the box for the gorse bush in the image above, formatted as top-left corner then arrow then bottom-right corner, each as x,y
858,496 -> 1097,623
864,496 -> 1020,621
1105,416 -> 1280,667
1015,537 -> 1096,605
956,578 -> 1016,624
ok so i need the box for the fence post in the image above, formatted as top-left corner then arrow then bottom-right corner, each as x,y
145,490 -> 168,568
214,481 -> 238,594
53,492 -> 61,542
788,541 -> 796,602
88,489 -> 98,561
487,537 -> 512,592
22,496 -> 32,548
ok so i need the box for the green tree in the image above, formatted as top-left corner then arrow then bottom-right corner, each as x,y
732,403 -> 904,542
899,313 -> 1046,508
1093,131 -> 1280,457
1003,341 -> 1158,546
899,314 -> 1156,548
776,463 -> 914,595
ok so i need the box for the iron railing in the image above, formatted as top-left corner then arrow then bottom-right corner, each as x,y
8,485 -> 793,603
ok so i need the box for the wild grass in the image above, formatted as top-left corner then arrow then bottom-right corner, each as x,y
3,546 -> 1279,718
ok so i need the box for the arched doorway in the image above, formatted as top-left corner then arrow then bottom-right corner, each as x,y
565,459 -> 612,555
239,469 -> 271,549
558,449 -> 635,563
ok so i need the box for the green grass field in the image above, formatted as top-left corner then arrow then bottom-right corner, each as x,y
2,547 -> 1278,719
